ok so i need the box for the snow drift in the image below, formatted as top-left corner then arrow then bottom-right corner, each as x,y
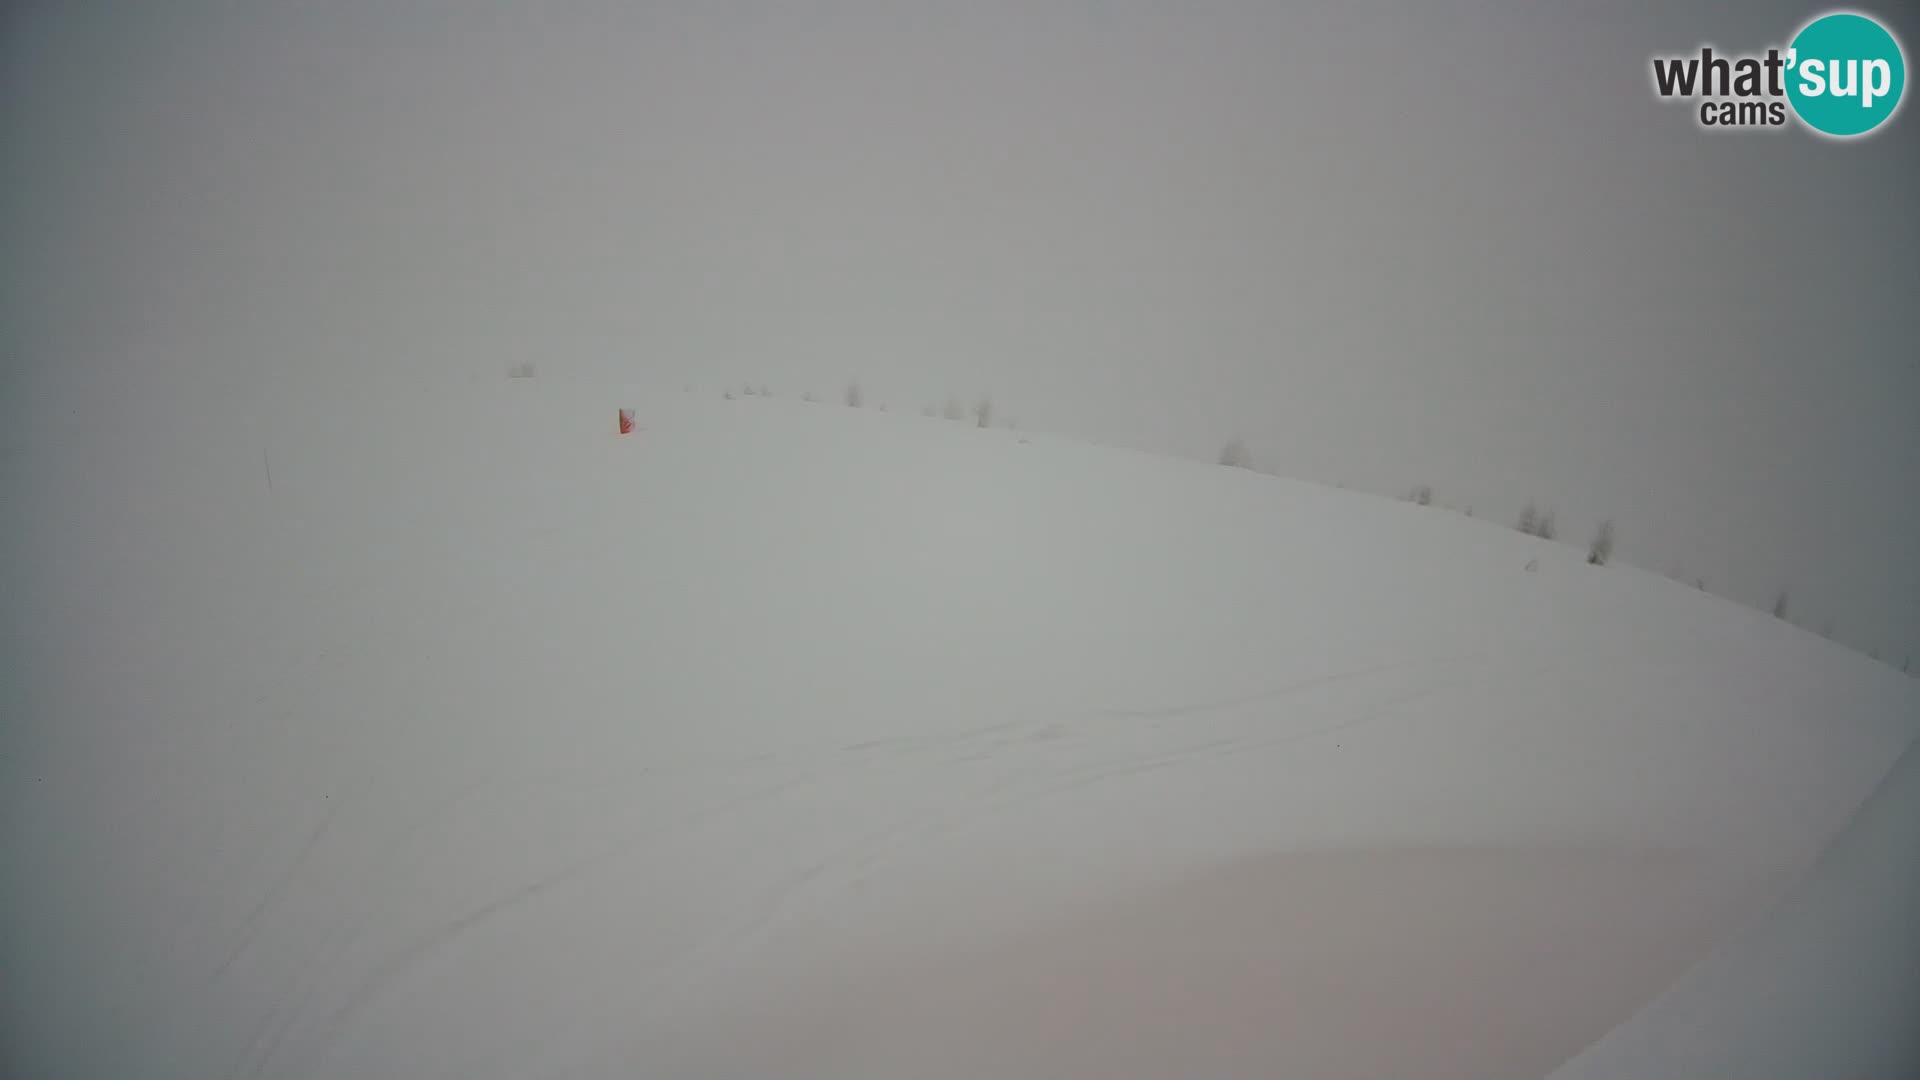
3,378 -> 1915,1079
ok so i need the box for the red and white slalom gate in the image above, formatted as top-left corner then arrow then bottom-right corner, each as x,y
618,408 -> 635,435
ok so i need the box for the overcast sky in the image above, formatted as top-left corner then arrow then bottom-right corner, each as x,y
6,1 -> 1917,662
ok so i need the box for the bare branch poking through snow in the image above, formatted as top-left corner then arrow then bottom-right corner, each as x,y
1219,437 -> 1252,469
1587,519 -> 1614,566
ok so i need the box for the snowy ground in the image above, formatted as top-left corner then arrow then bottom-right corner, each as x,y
1550,737 -> 1920,1080
4,379 -> 1915,1078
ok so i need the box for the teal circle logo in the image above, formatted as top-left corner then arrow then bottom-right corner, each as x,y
1786,12 -> 1906,137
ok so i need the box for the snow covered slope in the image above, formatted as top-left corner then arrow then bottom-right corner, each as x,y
4,379 -> 1915,1079
1549,737 -> 1920,1080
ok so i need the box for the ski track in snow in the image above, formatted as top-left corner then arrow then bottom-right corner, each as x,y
284,652 -> 1475,1073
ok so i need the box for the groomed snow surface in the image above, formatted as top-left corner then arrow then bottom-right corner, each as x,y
5,380 -> 1916,1079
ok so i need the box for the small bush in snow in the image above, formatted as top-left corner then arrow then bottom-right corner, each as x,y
1407,484 -> 1433,506
1517,500 -> 1539,536
975,397 -> 993,428
1773,590 -> 1789,620
723,388 -> 735,400
505,362 -> 536,379
846,382 -> 863,408
1219,436 -> 1252,469
1587,519 -> 1614,565
1535,508 -> 1557,541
